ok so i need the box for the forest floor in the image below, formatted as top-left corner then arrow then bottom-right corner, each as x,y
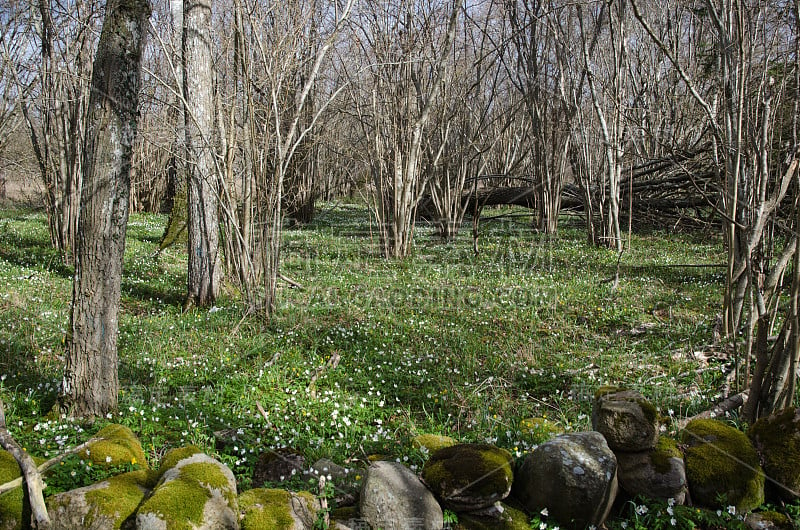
0,203 -> 770,527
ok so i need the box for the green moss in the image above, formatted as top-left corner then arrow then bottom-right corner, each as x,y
158,185 -> 187,252
0,487 -> 23,529
239,488 -> 317,530
681,419 -> 764,511
748,407 -> 800,500
413,434 -> 458,453
81,470 -> 156,529
455,504 -> 530,530
137,450 -> 237,530
0,451 -> 21,484
759,510 -> 790,526
156,446 -> 203,479
650,437 -> 683,474
80,424 -> 148,469
179,462 -> 236,507
137,477 -> 208,530
636,397 -> 658,425
594,385 -> 625,400
423,444 -> 513,502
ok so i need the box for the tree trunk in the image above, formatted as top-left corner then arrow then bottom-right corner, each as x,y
184,0 -> 220,307
155,0 -> 188,254
61,0 -> 150,417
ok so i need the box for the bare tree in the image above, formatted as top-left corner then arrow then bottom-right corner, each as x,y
0,2 -> 27,201
61,0 -> 150,416
504,0 -> 573,234
184,0 -> 221,307
423,0 -> 508,241
13,0 -> 101,262
346,0 -> 459,258
210,0 -> 354,315
580,0 -> 631,252
632,0 -> 800,419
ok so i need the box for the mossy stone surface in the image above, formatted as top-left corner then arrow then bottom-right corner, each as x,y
239,488 -> 319,530
0,450 -> 23,530
413,434 -> 458,453
616,436 -> 687,503
46,468 -> 156,529
594,385 -> 625,400
156,445 -> 203,479
745,510 -> 793,530
0,487 -> 23,530
650,436 -> 683,474
455,503 -> 530,530
80,424 -> 148,469
0,451 -> 20,485
422,443 -> 513,511
84,469 -> 158,523
592,389 -> 659,451
748,407 -> 800,501
136,450 -> 238,530
682,419 -> 764,511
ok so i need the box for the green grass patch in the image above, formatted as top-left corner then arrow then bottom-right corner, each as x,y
0,204 -> 732,499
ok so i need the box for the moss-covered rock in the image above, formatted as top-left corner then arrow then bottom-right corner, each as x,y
422,443 -> 513,512
0,451 -> 20,485
748,407 -> 800,501
519,418 -> 563,444
594,385 -> 626,400
682,419 -> 764,512
617,437 -> 688,504
745,510 -> 793,530
454,503 -> 530,530
47,469 -> 157,530
592,389 -> 659,451
79,424 -> 148,470
0,450 -> 23,530
412,434 -> 458,454
135,449 -> 237,530
239,488 -> 319,530
0,487 -> 23,530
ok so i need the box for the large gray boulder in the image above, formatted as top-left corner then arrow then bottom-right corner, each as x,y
616,437 -> 688,504
135,446 -> 238,530
360,461 -> 443,530
47,470 -> 156,530
421,443 -> 514,512
513,431 -> 618,530
593,389 -> 659,451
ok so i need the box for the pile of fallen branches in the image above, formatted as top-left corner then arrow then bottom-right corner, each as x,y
418,145 -> 721,229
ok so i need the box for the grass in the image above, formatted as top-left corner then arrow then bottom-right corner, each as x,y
0,204 -> 737,513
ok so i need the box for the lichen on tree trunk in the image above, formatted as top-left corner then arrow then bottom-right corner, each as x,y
61,0 -> 151,417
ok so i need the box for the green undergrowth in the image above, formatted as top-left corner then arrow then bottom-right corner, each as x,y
0,204 -> 732,499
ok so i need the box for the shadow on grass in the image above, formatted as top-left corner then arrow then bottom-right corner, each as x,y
614,263 -> 725,288
121,279 -> 185,309
0,219 -> 73,278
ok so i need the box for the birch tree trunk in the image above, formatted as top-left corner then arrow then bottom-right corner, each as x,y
61,0 -> 150,417
184,0 -> 221,307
